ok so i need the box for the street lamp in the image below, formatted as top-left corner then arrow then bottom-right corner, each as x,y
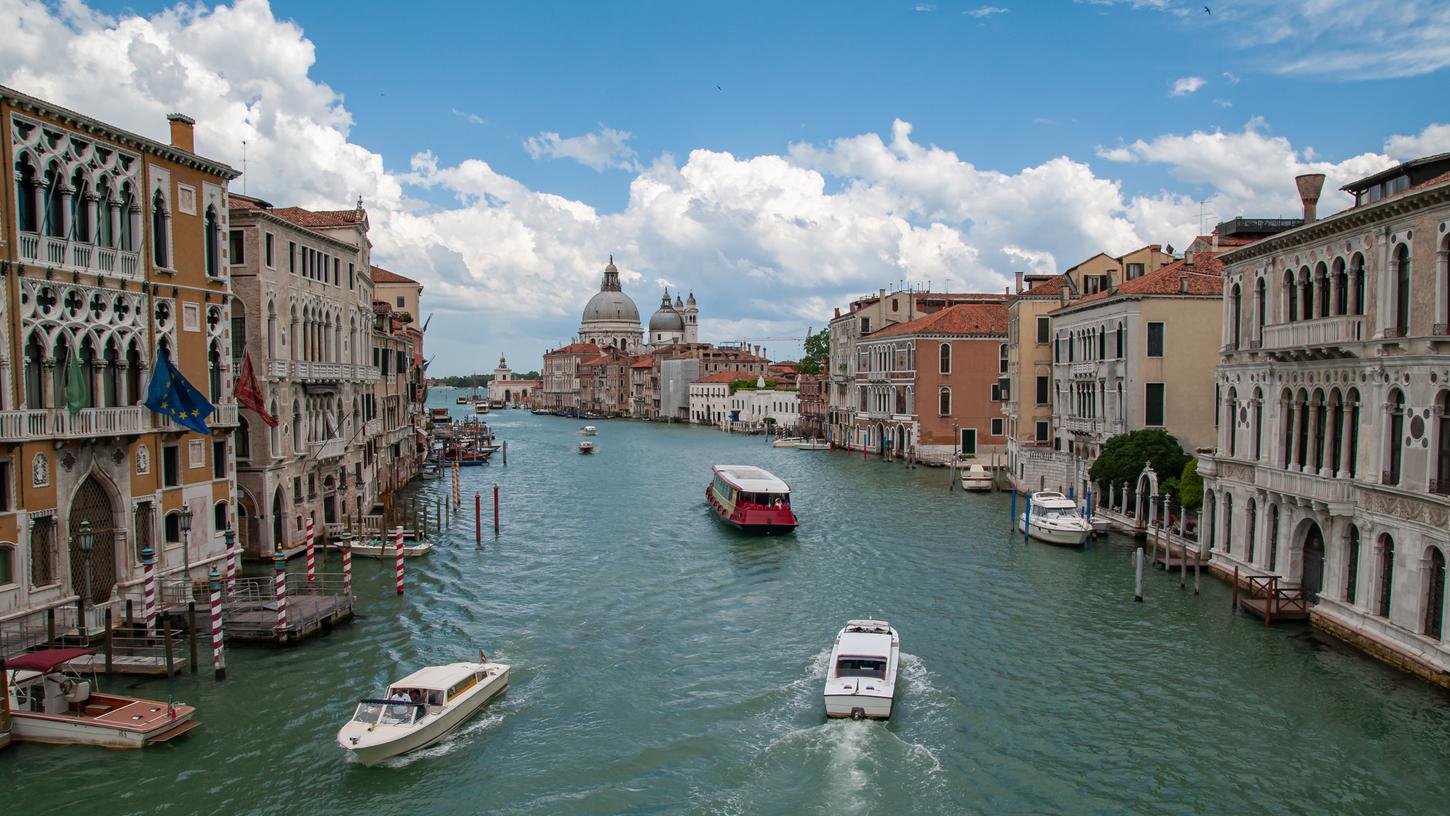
77,521 -> 93,637
179,506 -> 193,592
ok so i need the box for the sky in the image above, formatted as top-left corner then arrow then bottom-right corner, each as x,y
4,0 -> 1448,374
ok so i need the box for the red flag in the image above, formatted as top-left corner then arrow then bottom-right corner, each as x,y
235,354 -> 278,428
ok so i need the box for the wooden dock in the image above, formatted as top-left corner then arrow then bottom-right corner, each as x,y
65,651 -> 187,676
224,594 -> 353,643
1235,574 -> 1310,624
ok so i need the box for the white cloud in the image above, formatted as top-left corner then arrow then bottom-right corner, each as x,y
452,108 -> 485,125
523,126 -> 641,172
914,3 -> 935,11
1222,70 -> 1239,84
1212,98 -> 1233,108
4,0 -> 1440,374
1384,123 -> 1450,161
1170,76 -> 1205,96
964,6 -> 1009,17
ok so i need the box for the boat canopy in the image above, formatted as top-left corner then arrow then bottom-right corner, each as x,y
5,647 -> 95,673
388,662 -> 480,692
713,465 -> 790,494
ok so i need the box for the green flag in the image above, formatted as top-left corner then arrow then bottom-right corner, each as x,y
64,347 -> 86,414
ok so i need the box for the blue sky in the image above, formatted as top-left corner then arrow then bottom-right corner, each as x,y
9,0 -> 1450,373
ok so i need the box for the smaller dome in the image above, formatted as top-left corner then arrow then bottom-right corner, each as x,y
649,307 -> 685,332
686,291 -> 696,306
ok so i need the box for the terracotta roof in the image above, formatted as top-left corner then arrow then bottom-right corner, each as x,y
371,265 -> 417,285
227,192 -> 271,210
867,302 -> 1008,339
1021,274 -> 1069,297
578,355 -> 613,366
1398,168 -> 1450,199
1068,252 -> 1224,307
694,371 -> 756,384
631,359 -> 654,369
547,342 -> 601,355
272,206 -> 366,229
1113,243 -> 1162,261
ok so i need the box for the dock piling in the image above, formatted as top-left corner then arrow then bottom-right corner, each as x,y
103,608 -> 113,676
1194,547 -> 1201,594
224,526 -> 238,600
208,567 -> 226,681
142,545 -> 157,636
493,482 -> 500,534
1022,496 -> 1031,543
1231,565 -> 1239,611
274,547 -> 289,643
341,539 -> 353,600
187,601 -> 198,673
475,493 -> 482,544
305,518 -> 317,583
1134,547 -> 1144,602
393,527 -> 406,595
162,617 -> 176,676
503,440 -> 508,465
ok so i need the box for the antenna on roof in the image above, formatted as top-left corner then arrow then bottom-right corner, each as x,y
241,140 -> 247,195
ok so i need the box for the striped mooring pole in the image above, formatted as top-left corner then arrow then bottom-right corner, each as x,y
207,566 -> 226,680
393,526 -> 406,595
341,538 -> 353,599
224,526 -> 238,600
273,547 -> 289,641
304,517 -> 317,582
141,545 -> 158,636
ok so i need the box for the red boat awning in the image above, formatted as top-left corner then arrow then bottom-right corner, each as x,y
5,647 -> 96,673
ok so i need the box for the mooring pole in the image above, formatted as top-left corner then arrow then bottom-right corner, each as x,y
493,482 -> 500,534
394,527 -> 406,595
208,566 -> 226,680
1194,546 -> 1202,595
304,517 -> 317,583
1231,565 -> 1239,611
142,545 -> 157,636
274,547 -> 289,644
187,600 -> 198,673
103,607 -> 114,676
1134,547 -> 1144,603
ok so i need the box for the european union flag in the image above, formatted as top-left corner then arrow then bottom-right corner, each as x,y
144,352 -> 214,435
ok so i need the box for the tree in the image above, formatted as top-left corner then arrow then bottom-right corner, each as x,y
1176,458 -> 1202,511
799,328 -> 829,374
1088,429 -> 1189,495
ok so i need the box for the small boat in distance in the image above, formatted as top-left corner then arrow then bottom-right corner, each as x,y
771,436 -> 803,448
960,464 -> 993,492
795,440 -> 830,450
1019,491 -> 1093,546
824,620 -> 899,721
455,396 -> 468,404
337,656 -> 510,766
578,440 -> 595,454
474,403 -> 490,414
579,425 -> 598,436
340,530 -> 434,558
706,465 -> 798,534
4,648 -> 201,747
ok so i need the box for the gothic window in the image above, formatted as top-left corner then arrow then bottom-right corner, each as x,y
14,155 -> 38,232
152,189 -> 169,269
1393,244 -> 1411,337
1385,388 -> 1405,486
938,343 -> 951,375
1377,534 -> 1395,618
1345,525 -> 1360,605
938,387 -> 951,416
30,516 -> 55,586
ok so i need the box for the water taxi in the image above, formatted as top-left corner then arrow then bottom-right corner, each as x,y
960,464 -> 993,492
339,530 -> 434,558
579,425 -> 598,436
338,656 -> 509,766
1019,491 -> 1092,546
771,436 -> 803,448
3,648 -> 201,748
706,465 -> 797,534
578,440 -> 595,454
795,440 -> 830,451
824,620 -> 899,721
474,403 -> 490,414
455,396 -> 468,404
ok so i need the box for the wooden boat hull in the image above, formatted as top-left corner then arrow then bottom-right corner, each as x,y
8,697 -> 198,748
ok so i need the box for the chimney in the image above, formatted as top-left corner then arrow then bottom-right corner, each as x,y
1179,277 -> 1189,294
834,307 -> 841,318
1014,270 -> 1024,294
167,113 -> 196,153
1184,251 -> 1194,268
1295,173 -> 1326,224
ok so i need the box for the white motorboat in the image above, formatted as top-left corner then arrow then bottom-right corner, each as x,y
960,464 -> 993,492
337,530 -> 434,558
337,658 -> 509,766
1018,491 -> 1092,546
771,437 -> 804,448
4,648 -> 201,748
823,620 -> 900,721
578,440 -> 595,454
474,403 -> 490,414
795,440 -> 830,451
1090,516 -> 1112,536
579,425 -> 598,436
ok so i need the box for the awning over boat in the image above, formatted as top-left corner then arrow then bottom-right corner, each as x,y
5,647 -> 96,672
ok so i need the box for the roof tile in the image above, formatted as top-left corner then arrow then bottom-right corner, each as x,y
867,301 -> 1009,339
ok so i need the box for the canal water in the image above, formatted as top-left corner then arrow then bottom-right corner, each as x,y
5,395 -> 1450,815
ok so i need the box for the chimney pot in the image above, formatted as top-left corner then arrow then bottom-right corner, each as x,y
1185,251 -> 1194,267
1180,277 -> 1189,294
1014,270 -> 1024,294
167,113 -> 196,153
1295,173 -> 1326,224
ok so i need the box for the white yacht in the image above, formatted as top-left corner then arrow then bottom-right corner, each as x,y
795,440 -> 830,451
338,658 -> 510,766
960,464 -> 993,492
578,440 -> 595,454
771,436 -> 804,448
823,620 -> 900,721
579,425 -> 598,436
1019,491 -> 1093,546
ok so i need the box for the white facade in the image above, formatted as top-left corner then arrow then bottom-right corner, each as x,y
731,388 -> 799,432
689,381 -> 732,427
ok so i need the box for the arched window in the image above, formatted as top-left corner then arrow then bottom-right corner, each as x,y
164,511 -> 181,544
1332,258 -> 1348,316
1312,388 -> 1327,472
1295,389 -> 1311,470
151,189 -> 169,269
14,155 -> 38,232
292,399 -> 304,453
939,343 -> 951,375
1284,271 -> 1298,322
1205,491 -> 1217,551
1115,322 -> 1125,358
42,162 -> 63,237
1351,253 -> 1366,316
102,338 -> 120,408
1345,525 -> 1360,605
214,501 -> 229,537
96,175 -> 114,248
1427,547 -> 1446,640
208,340 -> 222,402
269,400 -> 281,455
1252,387 -> 1264,461
1223,493 -> 1234,555
1328,389 -> 1344,475
23,332 -> 44,409
1377,534 -> 1395,618
1226,387 -> 1238,456
1230,283 -> 1242,349
938,387 -> 951,416
0,541 -> 14,586
1254,276 -> 1266,342
1385,388 -> 1404,486
204,205 -> 221,277
118,182 -> 136,251
1393,244 -> 1411,337
1436,391 -> 1450,494
1245,497 -> 1257,563
1315,262 -> 1330,319
70,167 -> 91,243
1299,266 -> 1314,321
236,416 -> 251,461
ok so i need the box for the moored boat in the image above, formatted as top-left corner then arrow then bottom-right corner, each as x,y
579,425 -> 597,436
1090,516 -> 1112,536
706,465 -> 798,534
578,440 -> 595,454
474,403 -> 490,414
337,657 -> 509,766
4,648 -> 201,748
960,464 -> 993,492
795,440 -> 830,450
1018,491 -> 1092,546
771,436 -> 803,448
340,530 -> 434,558
455,396 -> 468,404
823,620 -> 899,720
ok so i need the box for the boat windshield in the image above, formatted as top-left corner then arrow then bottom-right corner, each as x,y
836,657 -> 887,680
740,492 -> 790,508
352,702 -> 386,724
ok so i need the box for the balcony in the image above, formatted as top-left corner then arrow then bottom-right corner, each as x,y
1261,315 -> 1365,360
1257,466 -> 1353,506
17,232 -> 143,281
210,403 -> 239,427
0,406 -> 151,441
1070,362 -> 1096,379
310,438 -> 345,461
364,418 -> 382,438
266,359 -> 380,383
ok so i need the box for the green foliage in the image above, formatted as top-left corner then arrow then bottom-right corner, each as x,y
763,416 -> 777,425
432,374 -> 494,388
1176,458 -> 1202,510
1088,429 -> 1189,494
800,328 -> 829,374
728,378 -> 779,393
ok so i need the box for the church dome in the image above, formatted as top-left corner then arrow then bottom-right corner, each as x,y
649,289 -> 685,332
583,290 -> 640,323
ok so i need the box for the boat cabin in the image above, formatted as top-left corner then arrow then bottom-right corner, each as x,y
711,465 -> 792,509
835,657 -> 888,680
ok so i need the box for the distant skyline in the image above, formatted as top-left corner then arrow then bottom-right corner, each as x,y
4,0 -> 1448,373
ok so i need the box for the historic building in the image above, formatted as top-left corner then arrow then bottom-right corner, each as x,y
1198,161 -> 1450,686
851,301 -> 1009,464
541,342 -> 601,414
646,288 -> 699,347
797,371 -> 826,438
578,257 -> 643,352
371,269 -> 426,504
486,354 -> 540,407
0,87 -> 239,634
689,371 -> 753,428
227,194 -> 378,557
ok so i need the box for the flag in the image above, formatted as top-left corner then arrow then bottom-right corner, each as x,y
144,352 -> 214,435
64,346 -> 86,414
234,354 -> 278,428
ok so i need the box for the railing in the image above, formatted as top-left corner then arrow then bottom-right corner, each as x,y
1243,575 -> 1308,623
1430,478 -> 1450,496
17,231 -> 143,281
1261,315 -> 1364,351
1257,466 -> 1353,504
310,437 -> 345,460
0,406 -> 160,440
266,359 -> 379,382
266,358 -> 288,379
211,402 -> 239,427
1070,362 -> 1096,378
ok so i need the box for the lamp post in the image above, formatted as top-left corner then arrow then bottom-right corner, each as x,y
179,506 -> 193,594
77,520 -> 94,637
